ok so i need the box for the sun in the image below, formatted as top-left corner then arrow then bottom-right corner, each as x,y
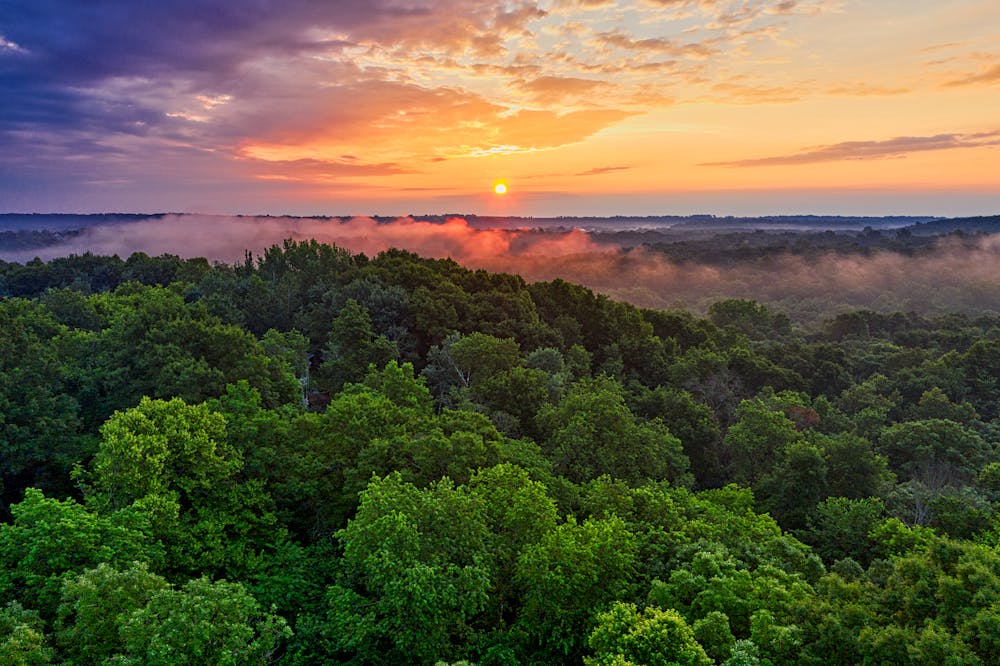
493,181 -> 508,195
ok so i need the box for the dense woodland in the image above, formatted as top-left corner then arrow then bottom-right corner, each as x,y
584,228 -> 1000,321
1,240 -> 1000,664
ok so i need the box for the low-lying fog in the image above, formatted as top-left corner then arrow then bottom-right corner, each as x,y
4,214 -> 999,321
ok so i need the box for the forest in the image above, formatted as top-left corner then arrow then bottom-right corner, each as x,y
1,240 -> 1000,664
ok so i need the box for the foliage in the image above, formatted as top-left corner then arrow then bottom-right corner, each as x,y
0,489 -> 160,618
586,602 -> 712,666
115,575 -> 290,665
538,376 -> 692,486
1,242 -> 1000,664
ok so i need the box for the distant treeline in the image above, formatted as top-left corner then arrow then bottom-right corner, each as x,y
8,211 -> 998,235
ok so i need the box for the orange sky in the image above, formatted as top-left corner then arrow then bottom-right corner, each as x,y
2,0 -> 998,215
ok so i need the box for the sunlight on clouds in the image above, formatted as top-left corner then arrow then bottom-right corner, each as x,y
0,0 -> 997,213
196,94 -> 232,110
0,35 -> 26,53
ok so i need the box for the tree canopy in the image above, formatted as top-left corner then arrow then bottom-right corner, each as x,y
1,240 -> 999,664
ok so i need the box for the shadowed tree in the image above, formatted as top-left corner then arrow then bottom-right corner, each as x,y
538,376 -> 691,486
314,299 -> 398,393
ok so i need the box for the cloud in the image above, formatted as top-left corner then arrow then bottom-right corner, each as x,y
0,1 -> 550,140
704,131 -> 1000,167
595,30 -> 717,58
944,64 -> 1000,87
0,0 -> 649,197
236,80 -> 633,162
248,157 -> 417,180
575,165 -> 632,176
552,0 -> 617,8
2,1 -> 546,88
0,35 -> 26,53
492,109 -> 633,152
639,0 -> 806,16
825,83 -> 910,97
515,75 -> 610,103
0,0 -> 946,211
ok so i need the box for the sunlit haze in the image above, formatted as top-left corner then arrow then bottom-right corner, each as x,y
1,1 -> 998,216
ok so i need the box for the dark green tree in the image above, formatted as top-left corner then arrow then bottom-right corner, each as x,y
538,376 -> 691,486
314,299 -> 398,392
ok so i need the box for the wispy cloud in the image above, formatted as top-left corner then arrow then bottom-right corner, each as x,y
944,64 -> 1000,87
595,30 -> 717,57
515,75 -> 610,103
575,165 -> 632,176
825,83 -> 910,97
704,131 -> 1000,167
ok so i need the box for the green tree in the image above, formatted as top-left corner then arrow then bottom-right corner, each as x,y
314,299 -> 398,392
959,340 -> 1000,419
88,397 -> 280,578
586,602 -> 712,666
473,365 -> 553,437
757,440 -> 828,530
630,385 -> 724,489
421,332 -> 521,401
56,562 -> 169,663
907,387 -> 979,424
324,474 -> 491,664
516,515 -> 637,661
91,397 -> 237,509
0,489 -> 159,618
802,497 -> 885,566
836,373 -> 897,441
649,550 -> 812,642
724,398 -> 799,486
85,284 -> 301,421
819,432 -> 893,500
0,299 -> 85,497
692,611 -> 737,663
361,360 -> 434,411
709,299 -> 790,341
468,464 -> 558,628
115,577 -> 289,666
0,602 -> 52,666
722,640 -> 762,666
248,239 -> 359,335
538,376 -> 691,485
878,419 -> 992,489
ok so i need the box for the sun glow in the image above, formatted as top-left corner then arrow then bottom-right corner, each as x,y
494,181 -> 508,195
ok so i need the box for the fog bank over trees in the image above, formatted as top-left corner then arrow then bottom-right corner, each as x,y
2,213 -> 999,323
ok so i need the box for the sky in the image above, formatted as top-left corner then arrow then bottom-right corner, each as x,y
1,0 -> 998,217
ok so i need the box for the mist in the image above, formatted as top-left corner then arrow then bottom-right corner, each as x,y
528,237 -> 1000,321
5,214 -> 1000,322
2,215 -> 607,265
